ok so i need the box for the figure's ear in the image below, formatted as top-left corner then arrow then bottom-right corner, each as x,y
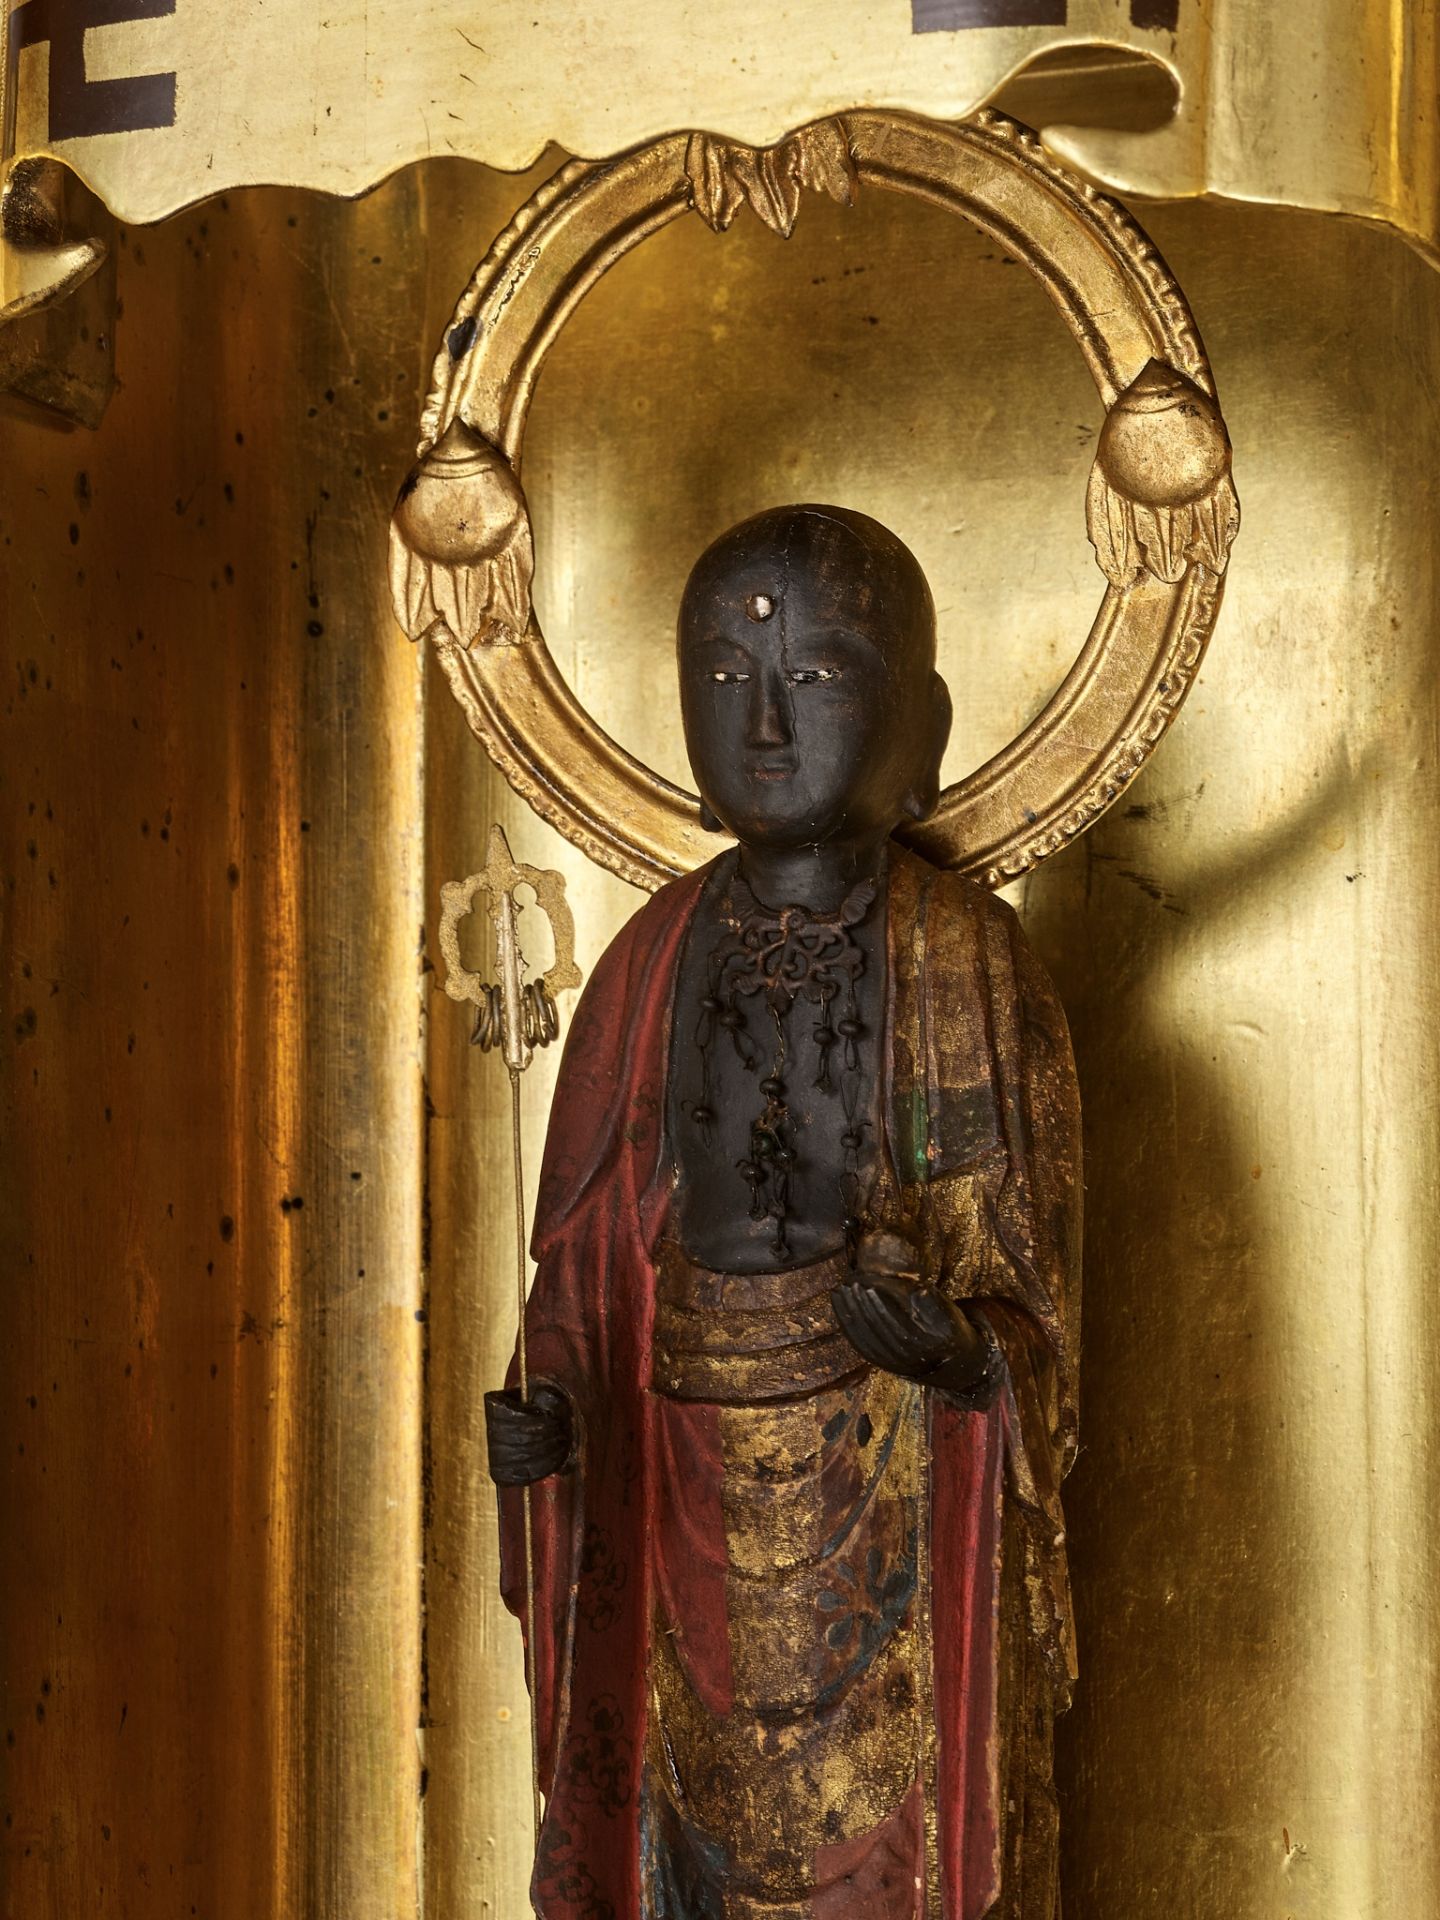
901,673 -> 953,823
699,797 -> 726,834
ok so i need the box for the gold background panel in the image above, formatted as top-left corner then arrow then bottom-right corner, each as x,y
3,144 -> 1438,1920
0,174 -> 450,1918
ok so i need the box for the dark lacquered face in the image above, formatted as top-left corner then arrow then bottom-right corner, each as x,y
678,507 -> 948,851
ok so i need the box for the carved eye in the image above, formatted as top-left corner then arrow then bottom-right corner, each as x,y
787,667 -> 838,686
709,669 -> 751,684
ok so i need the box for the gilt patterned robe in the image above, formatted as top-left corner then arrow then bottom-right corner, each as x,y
498,844 -> 1082,1920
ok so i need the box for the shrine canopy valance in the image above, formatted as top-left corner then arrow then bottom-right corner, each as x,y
1,0 -> 1438,272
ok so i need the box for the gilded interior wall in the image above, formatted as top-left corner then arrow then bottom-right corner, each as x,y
0,177 -> 449,1919
1034,207 -> 1440,1914
3,149 -> 1439,1920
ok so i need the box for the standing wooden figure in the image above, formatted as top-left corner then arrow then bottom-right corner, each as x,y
390,115 -> 1239,1920
485,507 -> 1082,1919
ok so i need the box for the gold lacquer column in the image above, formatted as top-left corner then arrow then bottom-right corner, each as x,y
0,181 -> 433,1917
1041,200 -> 1440,1920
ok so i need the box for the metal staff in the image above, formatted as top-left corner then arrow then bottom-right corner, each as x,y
438,823 -> 582,1843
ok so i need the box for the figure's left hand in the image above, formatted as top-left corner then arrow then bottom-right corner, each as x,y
832,1229 -> 996,1397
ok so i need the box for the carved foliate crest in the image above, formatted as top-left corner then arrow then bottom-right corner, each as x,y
389,417 -> 534,647
1086,360 -> 1240,588
686,118 -> 857,238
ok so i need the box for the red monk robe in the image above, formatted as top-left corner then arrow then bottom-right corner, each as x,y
499,843 -> 1082,1920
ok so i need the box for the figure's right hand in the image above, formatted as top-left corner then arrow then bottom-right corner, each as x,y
484,1382 -> 575,1487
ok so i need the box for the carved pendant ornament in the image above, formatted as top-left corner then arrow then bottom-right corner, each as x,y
1085,357 -> 1239,588
389,416 -> 534,647
407,108 -> 1238,1920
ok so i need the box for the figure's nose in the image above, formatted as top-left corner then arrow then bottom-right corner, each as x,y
747,666 -> 792,751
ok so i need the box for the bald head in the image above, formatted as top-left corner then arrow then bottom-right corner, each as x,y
680,504 -> 937,681
677,504 -> 951,853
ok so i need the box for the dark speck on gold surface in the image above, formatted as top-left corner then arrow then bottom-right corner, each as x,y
448,315 -> 478,358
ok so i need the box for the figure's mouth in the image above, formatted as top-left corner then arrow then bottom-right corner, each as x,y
748,760 -> 797,781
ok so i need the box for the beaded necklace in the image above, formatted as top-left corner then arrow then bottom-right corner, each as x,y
689,864 -> 879,1264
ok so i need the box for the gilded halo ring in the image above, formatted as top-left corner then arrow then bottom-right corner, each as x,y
393,108 -> 1238,893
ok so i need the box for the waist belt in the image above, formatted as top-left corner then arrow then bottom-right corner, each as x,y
651,1242 -> 862,1403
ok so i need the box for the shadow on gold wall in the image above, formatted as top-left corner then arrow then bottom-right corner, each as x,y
2,144 -> 1437,1919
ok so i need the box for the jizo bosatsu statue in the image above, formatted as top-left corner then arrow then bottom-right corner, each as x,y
392,112 -> 1240,1920
485,506 -> 1081,1920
